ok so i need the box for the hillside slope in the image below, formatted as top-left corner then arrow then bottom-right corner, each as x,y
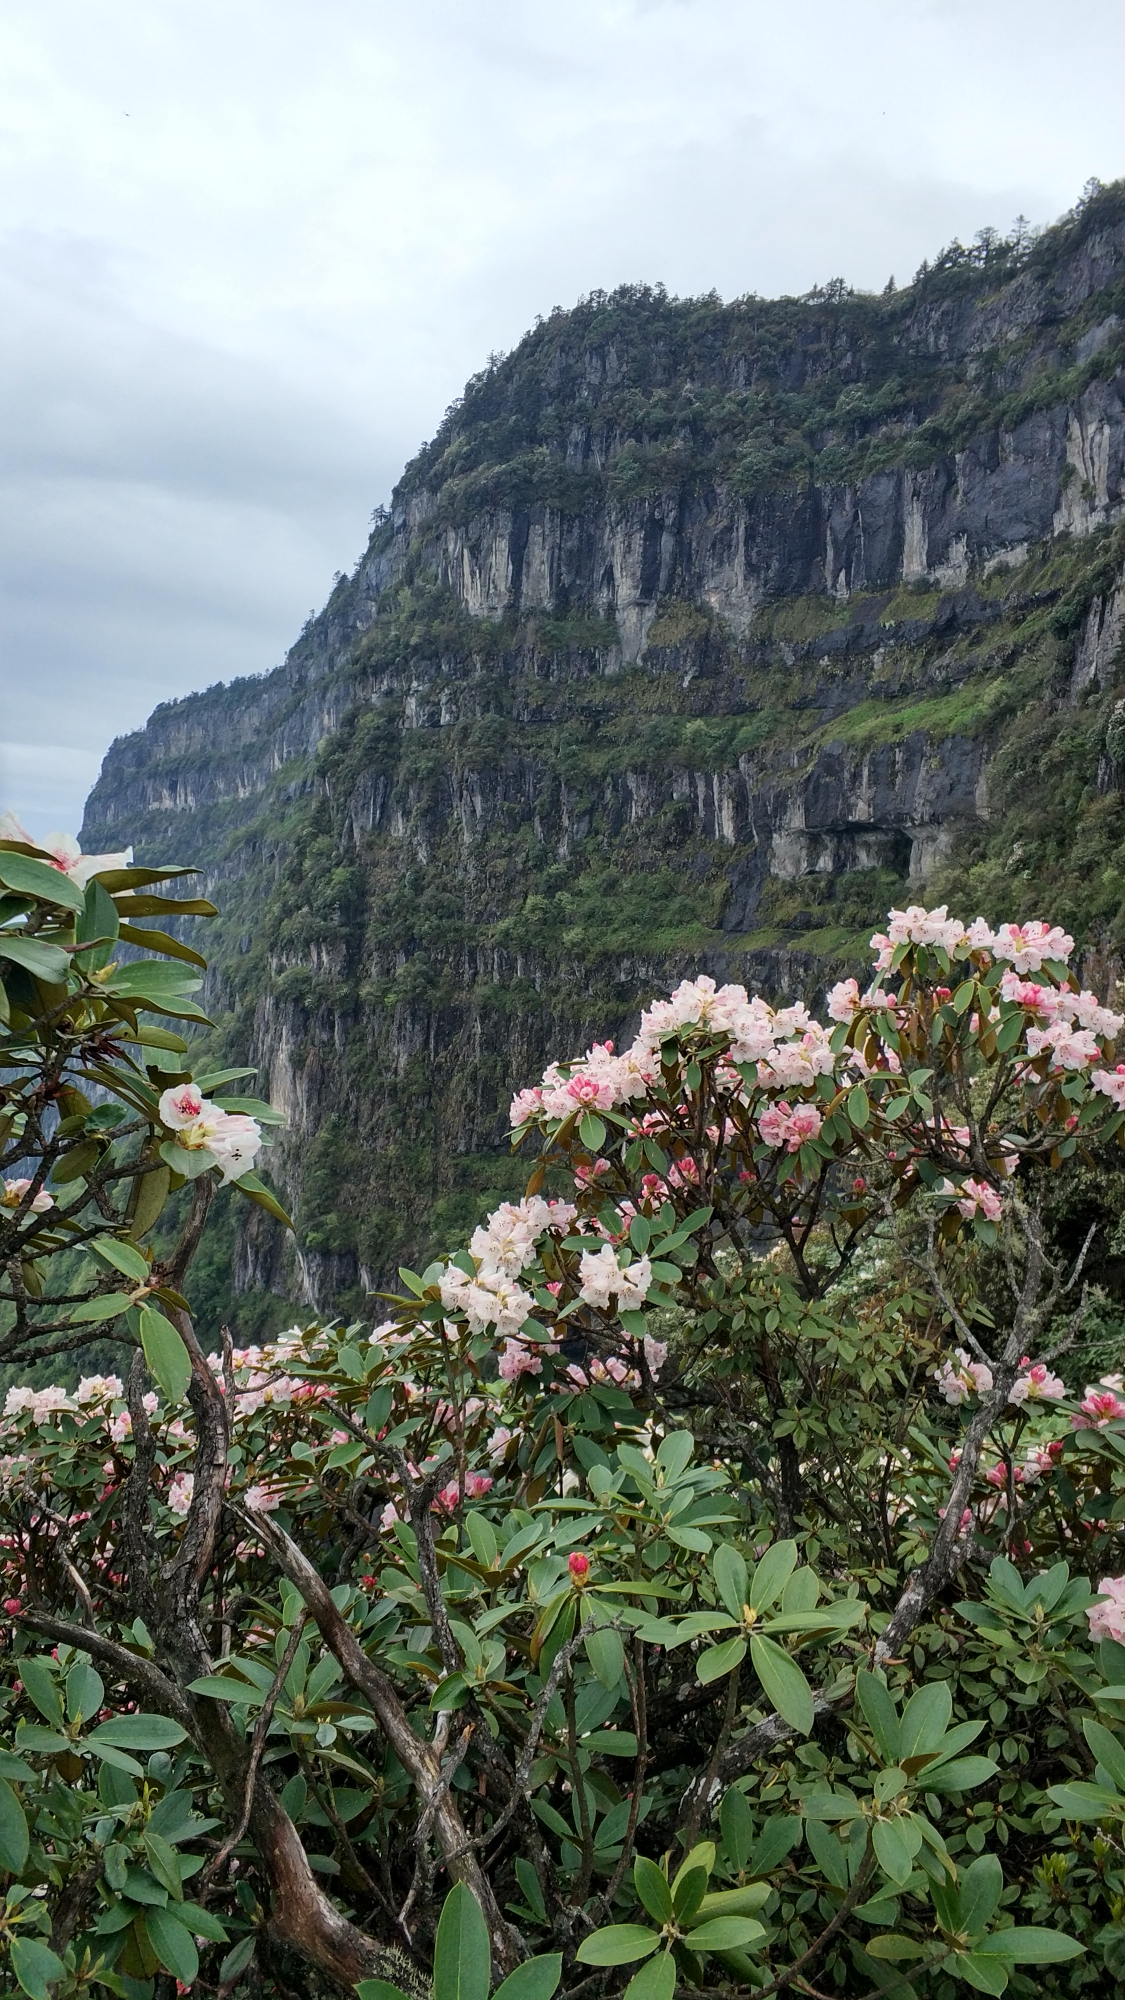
82,182 -> 1125,1327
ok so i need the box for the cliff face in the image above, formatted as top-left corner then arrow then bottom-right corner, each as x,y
82,184 -> 1125,1326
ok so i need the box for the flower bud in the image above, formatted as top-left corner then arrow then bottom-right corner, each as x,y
568,1551 -> 590,1584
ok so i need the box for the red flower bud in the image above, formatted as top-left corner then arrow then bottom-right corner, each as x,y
568,1551 -> 590,1584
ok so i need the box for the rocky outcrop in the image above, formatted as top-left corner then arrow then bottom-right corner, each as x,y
81,183 -> 1125,1321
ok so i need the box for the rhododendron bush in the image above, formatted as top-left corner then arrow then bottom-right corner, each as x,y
7,877 -> 1125,1999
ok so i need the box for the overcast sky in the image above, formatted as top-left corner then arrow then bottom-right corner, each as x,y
2,0 -> 1122,838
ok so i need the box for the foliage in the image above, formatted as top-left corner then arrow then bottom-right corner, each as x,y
6,884 -> 1125,1996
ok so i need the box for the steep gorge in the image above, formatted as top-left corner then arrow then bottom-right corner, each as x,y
82,182 -> 1125,1330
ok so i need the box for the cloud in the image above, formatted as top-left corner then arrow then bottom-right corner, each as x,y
2,0 -> 1122,834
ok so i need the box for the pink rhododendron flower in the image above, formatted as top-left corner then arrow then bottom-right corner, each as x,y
4,1385 -> 72,1422
497,1339 -> 542,1381
643,1336 -> 668,1380
1,1178 -> 52,1214
1025,1023 -> 1101,1069
1009,1363 -> 1066,1404
826,978 -> 860,1022
1088,1576 -> 1125,1643
934,1349 -> 994,1404
1023,1441 -> 1064,1479
167,1473 -> 194,1516
884,905 -> 968,954
992,921 -> 1074,973
1093,1065 -> 1125,1110
955,1179 -> 1003,1223
1073,1389 -> 1125,1430
757,1100 -> 823,1152
77,1375 -> 124,1404
243,1483 -> 282,1512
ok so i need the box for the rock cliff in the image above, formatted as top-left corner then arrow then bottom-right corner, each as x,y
82,182 -> 1125,1329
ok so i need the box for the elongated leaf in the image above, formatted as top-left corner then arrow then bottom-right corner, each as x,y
695,1884 -> 770,1919
10,1938 -> 66,2000
234,1170 -> 294,1229
356,1985 -> 411,2000
921,1756 -> 999,1792
1083,1718 -> 1125,1792
576,1926 -> 661,1967
748,1540 -> 797,1611
898,1681 -> 951,1760
872,1818 -> 912,1884
855,1670 -> 900,1765
719,1786 -> 753,1870
1046,1780 -> 1122,1818
491,1955 -> 564,2000
140,1305 -> 191,1402
174,1901 -> 229,1943
145,1906 -> 199,1985
0,935 -> 70,981
87,1714 -> 187,1751
0,1776 -> 29,1873
66,1662 -> 104,1726
0,851 -> 84,909
697,1636 -> 746,1685
684,1917 -> 764,1951
585,1625 -> 625,1690
18,1658 -> 63,1729
960,1854 -> 1003,1935
975,1927 -> 1084,1963
220,1937 -> 258,1983
748,1634 -> 813,1733
634,1855 -> 672,1923
433,1881 -> 491,2000
713,1544 -> 747,1620
623,1955 -> 676,2000
90,1235 -> 149,1282
949,1952 -> 1007,1995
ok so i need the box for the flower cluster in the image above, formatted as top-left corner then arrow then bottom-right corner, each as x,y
934,1350 -> 994,1405
1089,1576 -> 1125,1643
1,1179 -> 52,1214
159,1084 -> 263,1184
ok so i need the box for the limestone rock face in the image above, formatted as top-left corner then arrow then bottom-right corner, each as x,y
82,186 -> 1125,1317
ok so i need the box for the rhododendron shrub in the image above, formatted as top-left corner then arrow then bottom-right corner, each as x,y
5,900 -> 1125,1997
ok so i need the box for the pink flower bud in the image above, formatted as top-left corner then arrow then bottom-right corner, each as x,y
568,1551 -> 590,1584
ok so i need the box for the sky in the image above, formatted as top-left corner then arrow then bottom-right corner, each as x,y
2,0 -> 1123,839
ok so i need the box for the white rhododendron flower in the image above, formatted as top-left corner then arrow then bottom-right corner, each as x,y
0,811 -> 133,887
991,921 -> 1075,973
77,1375 -> 124,1405
158,1085 -> 262,1184
577,1245 -> 652,1310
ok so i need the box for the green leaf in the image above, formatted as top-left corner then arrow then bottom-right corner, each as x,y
865,1936 -> 926,1962
10,1938 -> 66,2000
576,1926 -> 661,1966
697,1636 -> 746,1684
748,1634 -> 813,1733
921,1756 -> 999,1792
694,1885 -> 770,1920
0,935 -> 71,981
357,1986 -> 412,2000
90,1235 -> 149,1282
719,1786 -> 753,1870
139,1305 -> 192,1402
579,1112 -> 607,1151
234,1169 -> 294,1229
14,1723 -> 71,1757
634,1856 -> 673,1923
585,1624 -> 625,1690
514,1858 -> 547,1924
491,1955 -> 564,2000
623,1954 -> 676,2000
83,1739 -> 143,1776
960,1854 -> 1003,1935
144,1829 -> 184,1899
1046,1780 -> 1122,1819
0,849 -> 84,910
220,1937 -> 258,1984
950,1951 -> 1008,1995
433,1881 -> 491,2000
872,1818 -> 913,1884
748,1540 -> 797,1611
855,1670 -> 900,1765
87,1714 -> 187,1751
65,1662 -> 104,1726
682,1918 -> 764,1951
145,1906 -> 199,1985
712,1544 -> 748,1620
17,1658 -> 63,1729
898,1680 -> 951,1760
0,1776 -> 29,1873
67,1294 -> 130,1324
1083,1718 -> 1125,1792
975,1927 -> 1084,1963
174,1901 -> 230,1942
847,1084 -> 870,1129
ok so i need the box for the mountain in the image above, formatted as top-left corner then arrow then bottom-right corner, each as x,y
82,180 -> 1125,1332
